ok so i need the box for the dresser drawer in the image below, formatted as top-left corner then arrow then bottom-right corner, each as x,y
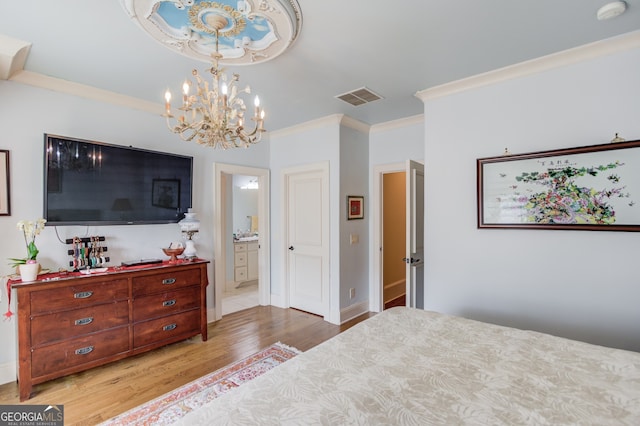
235,267 -> 247,282
234,243 -> 247,252
30,279 -> 129,314
235,252 -> 247,266
133,309 -> 200,348
133,286 -> 200,322
31,327 -> 129,377
31,301 -> 130,347
132,269 -> 200,297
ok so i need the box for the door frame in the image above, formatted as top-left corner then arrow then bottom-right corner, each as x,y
371,162 -> 405,312
213,162 -> 271,321
282,161 -> 330,320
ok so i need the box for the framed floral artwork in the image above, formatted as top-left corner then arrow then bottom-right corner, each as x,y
347,195 -> 364,220
0,150 -> 10,216
477,140 -> 640,231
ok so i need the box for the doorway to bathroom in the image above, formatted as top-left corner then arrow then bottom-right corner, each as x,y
223,174 -> 260,315
213,163 -> 270,321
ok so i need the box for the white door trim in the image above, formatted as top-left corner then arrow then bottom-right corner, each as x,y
282,161 -> 330,319
371,162 -> 405,312
213,162 -> 271,321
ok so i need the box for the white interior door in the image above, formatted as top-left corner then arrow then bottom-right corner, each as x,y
405,160 -> 424,309
285,163 -> 329,317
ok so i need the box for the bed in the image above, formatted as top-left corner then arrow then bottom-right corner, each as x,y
177,307 -> 640,425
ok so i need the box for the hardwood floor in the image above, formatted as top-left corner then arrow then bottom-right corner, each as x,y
0,306 -> 374,425
384,294 -> 406,310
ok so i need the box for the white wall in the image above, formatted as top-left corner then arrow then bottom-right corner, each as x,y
269,115 -> 370,323
268,116 -> 341,316
420,46 -> 640,351
369,117 -> 424,165
339,125 -> 369,316
0,80 -> 270,384
368,118 -> 424,311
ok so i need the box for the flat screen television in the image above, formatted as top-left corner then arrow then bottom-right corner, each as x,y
43,134 -> 193,226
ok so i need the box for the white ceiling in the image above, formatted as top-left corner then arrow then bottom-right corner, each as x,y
1,1 -> 639,132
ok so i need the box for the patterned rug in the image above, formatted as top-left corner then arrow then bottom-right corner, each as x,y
101,342 -> 300,426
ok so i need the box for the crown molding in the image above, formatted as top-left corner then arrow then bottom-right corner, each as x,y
269,114 -> 370,139
0,34 -> 31,80
9,70 -> 163,114
371,114 -> 424,134
340,115 -> 370,134
416,30 -> 640,102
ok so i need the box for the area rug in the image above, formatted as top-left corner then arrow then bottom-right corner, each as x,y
101,342 -> 300,426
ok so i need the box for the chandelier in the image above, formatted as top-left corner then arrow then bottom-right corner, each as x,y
163,15 -> 266,149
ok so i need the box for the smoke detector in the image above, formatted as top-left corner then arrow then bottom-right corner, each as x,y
596,1 -> 627,20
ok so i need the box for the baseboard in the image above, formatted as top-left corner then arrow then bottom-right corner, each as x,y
0,360 -> 16,386
340,301 -> 369,324
207,307 -> 216,323
384,279 -> 406,304
269,292 -> 286,309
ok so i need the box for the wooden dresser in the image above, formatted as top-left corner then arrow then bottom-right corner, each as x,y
12,260 -> 209,401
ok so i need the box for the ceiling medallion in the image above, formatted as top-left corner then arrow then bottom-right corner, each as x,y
121,0 -> 302,65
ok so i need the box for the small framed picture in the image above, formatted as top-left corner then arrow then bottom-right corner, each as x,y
347,195 -> 364,220
152,178 -> 180,209
0,150 -> 10,216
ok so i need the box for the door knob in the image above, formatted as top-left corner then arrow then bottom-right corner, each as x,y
288,246 -> 295,251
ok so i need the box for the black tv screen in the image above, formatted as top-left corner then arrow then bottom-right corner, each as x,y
44,134 -> 193,226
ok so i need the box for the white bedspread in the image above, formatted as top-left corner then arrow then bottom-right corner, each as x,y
178,307 -> 640,425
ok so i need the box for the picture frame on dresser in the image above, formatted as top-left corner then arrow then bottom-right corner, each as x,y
0,149 -> 10,215
477,140 -> 640,231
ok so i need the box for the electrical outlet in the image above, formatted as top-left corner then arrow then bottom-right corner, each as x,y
349,288 -> 355,299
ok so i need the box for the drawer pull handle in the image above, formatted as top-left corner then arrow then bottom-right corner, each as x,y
163,299 -> 176,307
74,317 -> 94,326
74,291 -> 93,299
75,346 -> 94,355
162,278 -> 176,285
163,323 -> 177,331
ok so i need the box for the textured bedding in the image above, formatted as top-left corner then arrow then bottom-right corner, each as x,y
177,307 -> 640,425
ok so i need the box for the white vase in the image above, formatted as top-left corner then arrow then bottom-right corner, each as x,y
19,262 -> 40,282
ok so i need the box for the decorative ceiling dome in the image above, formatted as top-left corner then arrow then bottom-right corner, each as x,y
121,0 -> 302,65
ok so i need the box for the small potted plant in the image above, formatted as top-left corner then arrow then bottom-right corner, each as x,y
9,218 -> 46,281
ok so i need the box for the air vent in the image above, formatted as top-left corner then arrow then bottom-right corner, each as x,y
335,87 -> 383,106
